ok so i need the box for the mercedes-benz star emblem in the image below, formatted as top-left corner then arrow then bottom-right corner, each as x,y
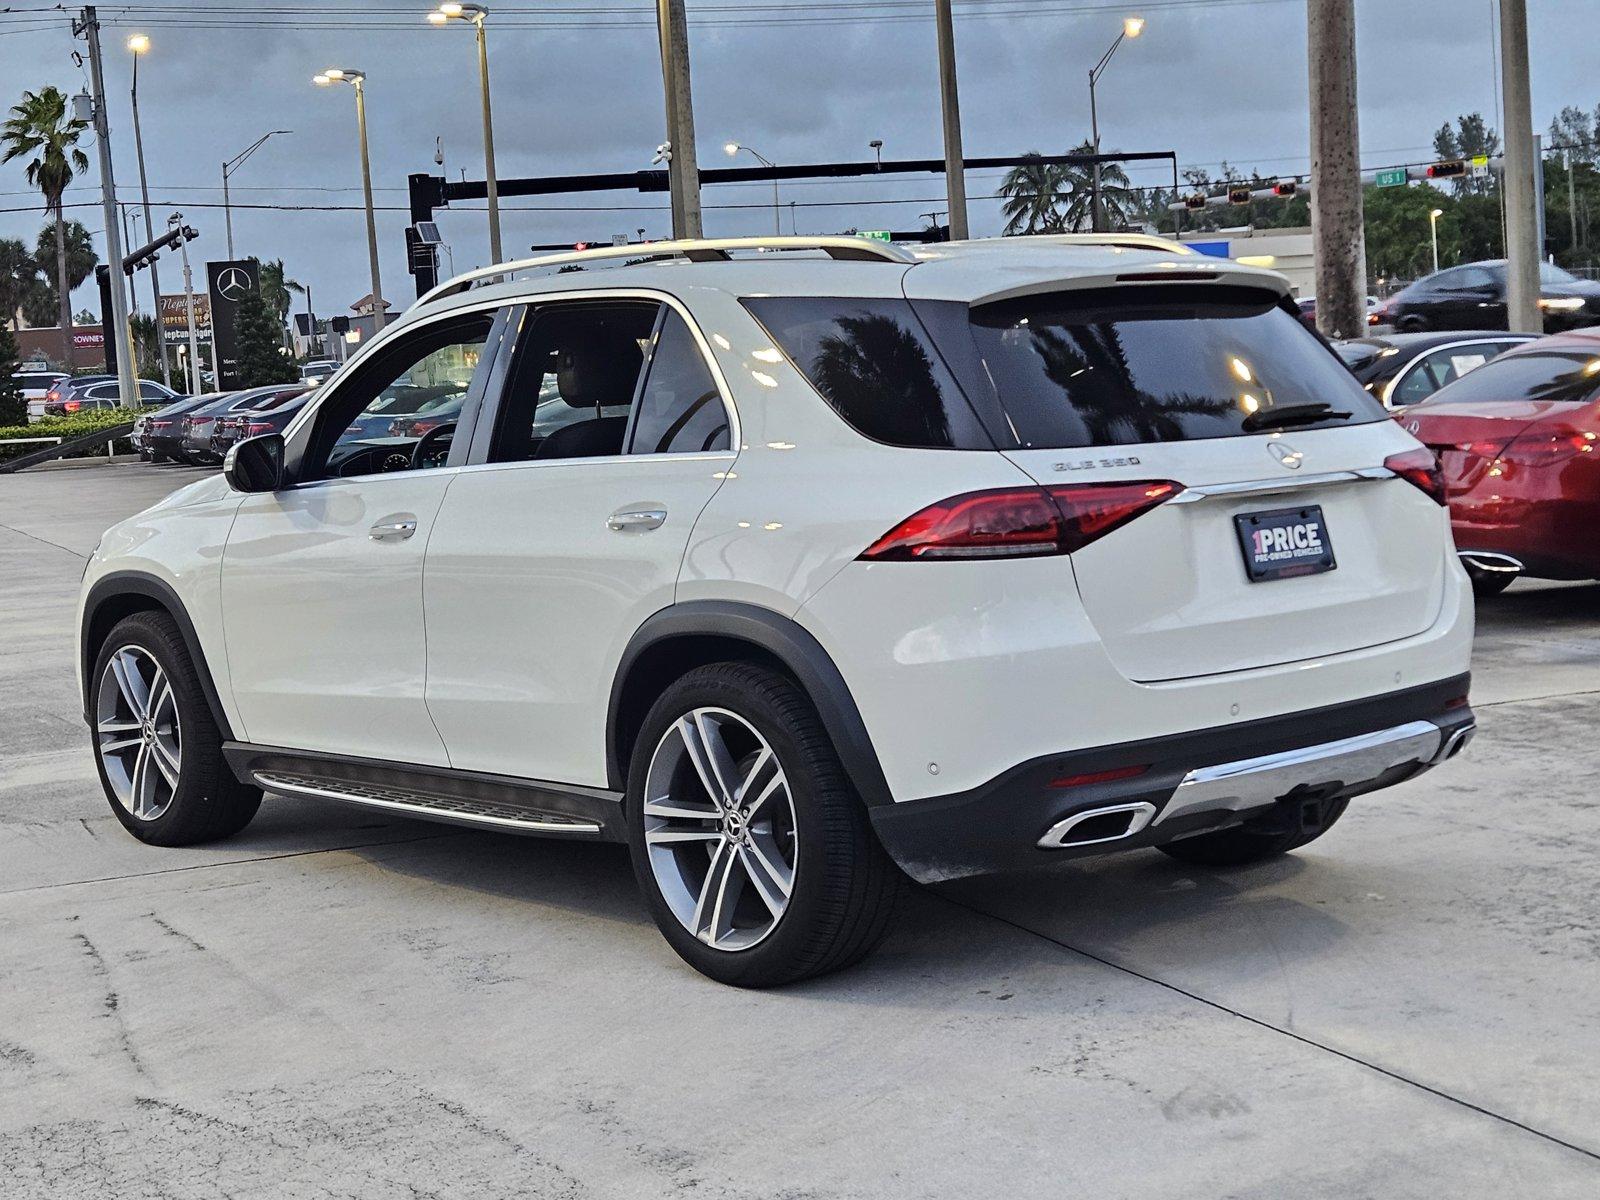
1268,441 -> 1304,470
216,267 -> 252,301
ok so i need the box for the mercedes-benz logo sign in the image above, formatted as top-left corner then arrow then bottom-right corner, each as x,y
216,267 -> 252,302
1407,420 -> 1421,435
1268,441 -> 1304,470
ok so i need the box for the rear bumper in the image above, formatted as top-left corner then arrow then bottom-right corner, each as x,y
870,674 -> 1473,883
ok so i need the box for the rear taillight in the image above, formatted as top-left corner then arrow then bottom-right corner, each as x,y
63,400 -> 81,413
1384,448 -> 1446,505
859,480 -> 1180,562
45,389 -> 60,403
1495,430 -> 1598,466
243,421 -> 273,436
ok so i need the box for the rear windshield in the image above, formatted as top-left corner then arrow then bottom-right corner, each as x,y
962,288 -> 1387,449
1423,349 -> 1600,407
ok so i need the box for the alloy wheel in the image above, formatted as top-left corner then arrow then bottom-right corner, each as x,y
643,707 -> 797,951
96,645 -> 182,822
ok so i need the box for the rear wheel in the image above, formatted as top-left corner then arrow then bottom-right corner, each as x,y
1157,796 -> 1348,868
91,611 -> 261,846
625,662 -> 902,987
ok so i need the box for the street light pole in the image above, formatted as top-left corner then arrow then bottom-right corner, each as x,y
221,129 -> 291,259
1088,17 -> 1145,234
316,70 -> 385,329
724,143 -> 781,236
655,0 -> 703,238
933,0 -> 969,240
127,34 -> 172,386
1499,0 -> 1540,332
1429,208 -> 1443,273
170,214 -> 202,395
430,4 -> 501,264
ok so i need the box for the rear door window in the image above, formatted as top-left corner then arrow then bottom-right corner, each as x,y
961,287 -> 1387,449
627,310 -> 731,455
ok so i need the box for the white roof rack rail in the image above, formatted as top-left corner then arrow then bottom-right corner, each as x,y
411,235 -> 918,310
929,232 -> 1195,256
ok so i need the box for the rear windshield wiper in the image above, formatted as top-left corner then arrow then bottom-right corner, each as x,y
1242,402 -> 1354,433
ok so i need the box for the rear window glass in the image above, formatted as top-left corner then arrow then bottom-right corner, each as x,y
742,297 -> 991,449
1422,349 -> 1600,406
963,287 -> 1387,449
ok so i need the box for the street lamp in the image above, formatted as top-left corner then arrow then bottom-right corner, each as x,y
315,69 -> 386,329
126,33 -> 172,386
222,129 -> 291,259
428,2 -> 502,264
1087,15 -> 1145,233
725,142 -> 781,236
1429,207 -> 1444,273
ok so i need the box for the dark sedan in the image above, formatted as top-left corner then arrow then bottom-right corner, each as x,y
1334,331 -> 1536,408
141,393 -> 225,462
180,385 -> 310,465
211,389 -> 315,458
1375,260 -> 1600,335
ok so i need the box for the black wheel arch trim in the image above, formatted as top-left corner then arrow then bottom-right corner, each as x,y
81,570 -> 236,741
606,600 -> 894,808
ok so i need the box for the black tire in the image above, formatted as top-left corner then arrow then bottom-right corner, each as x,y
625,662 -> 903,987
1157,796 -> 1349,868
89,610 -> 261,846
1396,314 -> 1428,333
1467,567 -> 1514,598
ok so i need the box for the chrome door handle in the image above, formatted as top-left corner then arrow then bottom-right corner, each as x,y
607,507 -> 667,532
369,519 -> 418,541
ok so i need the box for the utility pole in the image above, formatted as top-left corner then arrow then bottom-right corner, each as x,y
76,6 -> 138,408
655,0 -> 702,238
933,0 -> 970,240
1499,0 -> 1539,331
1306,0 -> 1366,340
128,39 -> 172,386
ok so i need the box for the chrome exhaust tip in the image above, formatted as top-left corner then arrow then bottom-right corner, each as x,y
1459,551 -> 1523,576
1432,723 -> 1476,765
1038,801 -> 1156,849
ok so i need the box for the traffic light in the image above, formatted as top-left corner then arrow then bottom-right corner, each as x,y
1184,193 -> 1207,210
1426,160 -> 1468,181
1228,187 -> 1253,206
1272,180 -> 1298,198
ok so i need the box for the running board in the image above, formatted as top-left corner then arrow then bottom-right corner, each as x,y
224,743 -> 623,840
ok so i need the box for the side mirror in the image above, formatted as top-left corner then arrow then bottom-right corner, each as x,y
223,433 -> 285,493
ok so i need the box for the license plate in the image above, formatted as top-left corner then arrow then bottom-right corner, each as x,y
1235,505 -> 1336,582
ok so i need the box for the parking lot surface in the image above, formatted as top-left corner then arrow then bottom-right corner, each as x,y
2,461 -> 1598,1197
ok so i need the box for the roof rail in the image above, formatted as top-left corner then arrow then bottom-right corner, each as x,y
411,235 -> 918,310
927,232 -> 1195,256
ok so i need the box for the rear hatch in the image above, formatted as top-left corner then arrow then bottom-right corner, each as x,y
940,282 -> 1446,682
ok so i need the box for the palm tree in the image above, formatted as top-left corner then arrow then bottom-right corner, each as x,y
1,88 -> 89,368
0,237 -> 41,331
998,154 -> 1068,235
1056,141 -> 1135,232
257,258 -> 303,349
33,220 -> 97,305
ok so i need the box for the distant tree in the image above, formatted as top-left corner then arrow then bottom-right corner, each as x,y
1548,104 -> 1598,162
1058,141 -> 1134,232
0,321 -> 24,424
73,307 -> 97,325
257,258 -> 302,344
998,154 -> 1068,234
0,88 -> 90,365
233,288 -> 297,387
0,236 -> 42,330
1432,113 -> 1500,196
1363,183 -> 1463,280
130,312 -> 164,378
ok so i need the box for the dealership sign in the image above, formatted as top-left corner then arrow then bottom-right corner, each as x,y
205,259 -> 260,391
160,293 -> 212,345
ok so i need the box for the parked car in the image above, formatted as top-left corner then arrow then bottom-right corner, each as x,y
42,376 -> 182,417
210,389 -> 316,459
1296,294 -> 1383,332
1334,332 -> 1536,408
78,234 -> 1474,987
139,393 -> 223,462
340,381 -> 464,442
1375,260 -> 1600,334
299,360 -> 339,386
1400,329 -> 1600,596
14,369 -> 69,422
179,386 -> 310,466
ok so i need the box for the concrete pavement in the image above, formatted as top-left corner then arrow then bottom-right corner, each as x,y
2,461 -> 1597,1197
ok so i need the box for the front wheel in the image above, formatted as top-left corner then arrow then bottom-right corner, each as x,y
625,663 -> 903,987
90,610 -> 262,845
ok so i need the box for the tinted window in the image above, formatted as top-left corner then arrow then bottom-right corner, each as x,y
137,381 -> 169,399
742,297 -> 990,449
1424,349 -> 1600,406
490,302 -> 657,463
1334,343 -> 1380,370
629,310 -> 730,454
963,288 -> 1386,449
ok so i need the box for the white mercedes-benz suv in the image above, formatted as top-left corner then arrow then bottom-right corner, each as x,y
78,234 -> 1475,986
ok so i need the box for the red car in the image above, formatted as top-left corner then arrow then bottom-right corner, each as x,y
1401,329 -> 1600,595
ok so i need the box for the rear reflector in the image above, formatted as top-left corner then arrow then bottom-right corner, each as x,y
1048,764 -> 1150,790
859,480 -> 1179,562
1384,448 -> 1446,506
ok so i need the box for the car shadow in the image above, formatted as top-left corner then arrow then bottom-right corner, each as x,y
1474,579 -> 1600,630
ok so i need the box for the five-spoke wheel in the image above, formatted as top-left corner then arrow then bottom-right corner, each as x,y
96,645 -> 183,822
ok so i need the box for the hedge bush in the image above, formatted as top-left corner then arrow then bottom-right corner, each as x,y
0,406 -> 162,462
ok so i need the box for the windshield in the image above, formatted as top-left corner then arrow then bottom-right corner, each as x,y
1423,349 -> 1600,407
962,287 -> 1386,449
1540,262 -> 1581,286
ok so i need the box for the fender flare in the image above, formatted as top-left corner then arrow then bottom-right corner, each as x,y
606,601 -> 894,808
80,571 -> 236,741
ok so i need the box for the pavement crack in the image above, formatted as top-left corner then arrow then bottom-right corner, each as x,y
70,929 -> 147,1079
0,520 -> 88,560
940,892 -> 1600,1167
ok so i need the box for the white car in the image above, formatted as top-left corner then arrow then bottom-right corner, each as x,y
14,369 -> 69,422
77,235 -> 1476,986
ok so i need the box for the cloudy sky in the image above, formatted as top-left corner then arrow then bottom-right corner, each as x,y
0,0 -> 1594,326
